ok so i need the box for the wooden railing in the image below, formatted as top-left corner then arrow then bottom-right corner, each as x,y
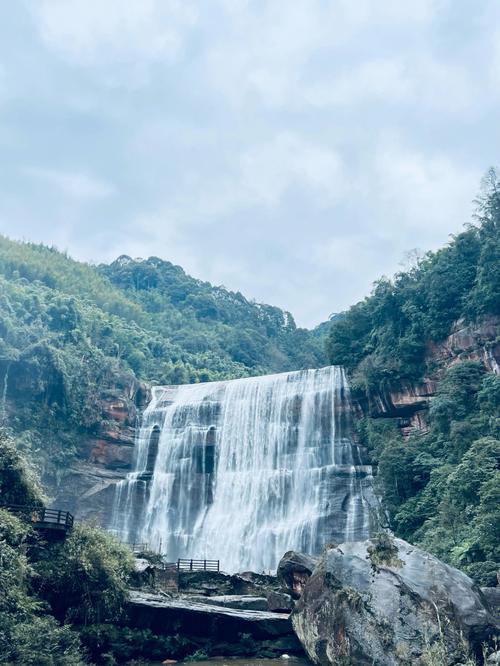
1,505 -> 74,530
177,558 -> 220,572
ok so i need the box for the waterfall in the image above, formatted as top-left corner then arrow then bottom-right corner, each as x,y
111,366 -> 377,572
1,363 -> 10,422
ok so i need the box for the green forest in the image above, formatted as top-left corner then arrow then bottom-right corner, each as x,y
326,169 -> 500,586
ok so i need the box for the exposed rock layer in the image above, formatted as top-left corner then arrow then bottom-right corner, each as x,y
127,590 -> 303,656
357,316 -> 500,436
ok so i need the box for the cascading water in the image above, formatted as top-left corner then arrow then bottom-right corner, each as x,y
111,366 -> 377,572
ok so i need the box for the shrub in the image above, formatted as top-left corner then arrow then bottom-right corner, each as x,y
35,523 -> 135,625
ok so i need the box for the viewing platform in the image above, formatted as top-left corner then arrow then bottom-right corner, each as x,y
1,505 -> 74,536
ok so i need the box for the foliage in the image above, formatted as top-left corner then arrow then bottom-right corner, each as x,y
367,531 -> 404,571
358,363 -> 500,585
0,428 -> 44,506
35,523 -> 134,625
0,616 -> 86,666
327,168 -> 500,389
0,510 -> 85,665
331,173 -> 500,586
79,624 -> 198,665
0,234 -> 327,476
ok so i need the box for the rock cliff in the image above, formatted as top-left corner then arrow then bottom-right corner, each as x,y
52,377 -> 150,523
363,316 -> 500,435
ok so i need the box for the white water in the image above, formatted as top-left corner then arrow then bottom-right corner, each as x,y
111,366 -> 376,572
1,363 -> 9,421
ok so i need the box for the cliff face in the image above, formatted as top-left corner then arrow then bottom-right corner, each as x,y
365,316 -> 500,434
48,379 -> 151,524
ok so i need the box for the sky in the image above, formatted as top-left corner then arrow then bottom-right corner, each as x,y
0,1 -> 499,327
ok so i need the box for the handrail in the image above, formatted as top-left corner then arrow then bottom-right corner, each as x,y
177,558 -> 220,572
1,504 -> 74,529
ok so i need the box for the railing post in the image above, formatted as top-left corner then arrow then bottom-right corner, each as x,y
190,559 -> 193,571
57,510 -> 62,524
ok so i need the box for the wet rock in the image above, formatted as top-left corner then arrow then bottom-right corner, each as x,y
292,538 -> 499,666
185,594 -> 270,611
127,590 -> 303,656
277,551 -> 319,599
267,591 -> 294,613
130,557 -> 156,588
178,570 -> 234,595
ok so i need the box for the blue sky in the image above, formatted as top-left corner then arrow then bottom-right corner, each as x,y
0,1 -> 499,326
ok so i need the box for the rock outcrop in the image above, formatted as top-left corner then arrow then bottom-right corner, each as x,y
50,376 -> 150,523
292,538 -> 499,665
363,316 -> 500,436
278,551 -> 319,599
177,569 -> 283,599
127,590 -> 303,656
185,594 -> 270,612
482,587 -> 500,621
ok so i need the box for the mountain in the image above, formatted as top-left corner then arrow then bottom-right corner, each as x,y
0,236 -> 327,481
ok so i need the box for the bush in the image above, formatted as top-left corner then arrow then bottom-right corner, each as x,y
79,624 -> 198,664
35,523 -> 135,625
0,428 -> 43,506
1,616 -> 85,666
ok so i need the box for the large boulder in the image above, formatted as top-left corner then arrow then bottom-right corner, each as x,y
127,591 -> 303,656
277,551 -> 319,599
292,536 -> 499,665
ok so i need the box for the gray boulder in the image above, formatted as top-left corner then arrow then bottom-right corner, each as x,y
267,591 -> 294,613
482,587 -> 500,621
292,537 -> 499,665
184,594 -> 270,611
277,551 -> 319,599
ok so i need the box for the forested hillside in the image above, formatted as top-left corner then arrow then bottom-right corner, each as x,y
327,169 -> 500,585
0,237 -> 326,476
327,168 -> 499,389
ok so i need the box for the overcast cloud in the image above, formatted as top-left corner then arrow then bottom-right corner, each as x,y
0,1 -> 498,326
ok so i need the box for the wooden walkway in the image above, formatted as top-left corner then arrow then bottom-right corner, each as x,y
1,505 -> 74,535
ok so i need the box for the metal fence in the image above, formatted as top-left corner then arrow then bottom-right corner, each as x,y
177,558 -> 220,572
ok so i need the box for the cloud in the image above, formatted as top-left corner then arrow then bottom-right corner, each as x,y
24,167 -> 115,201
29,0 -> 198,67
370,142 -> 481,236
147,132 -> 347,226
205,0 -> 445,108
239,133 -> 346,207
305,56 -> 473,112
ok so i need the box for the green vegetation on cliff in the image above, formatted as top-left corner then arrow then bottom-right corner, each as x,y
0,237 -> 325,387
0,429 -> 135,665
328,171 -> 500,586
358,362 -> 499,585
